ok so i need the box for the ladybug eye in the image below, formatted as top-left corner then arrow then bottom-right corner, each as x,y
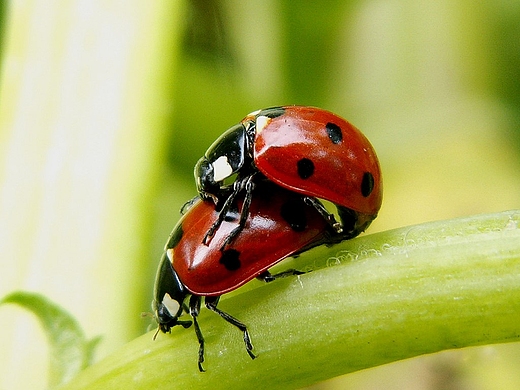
194,158 -> 215,191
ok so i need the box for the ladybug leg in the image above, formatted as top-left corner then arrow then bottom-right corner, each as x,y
203,176 -> 251,245
180,302 -> 197,328
205,296 -> 256,360
257,269 -> 306,283
302,196 -> 343,234
220,176 -> 255,251
180,196 -> 200,215
188,295 -> 206,372
336,206 -> 375,241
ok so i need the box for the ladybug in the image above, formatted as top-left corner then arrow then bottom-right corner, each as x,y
153,182 -> 334,371
194,106 -> 382,248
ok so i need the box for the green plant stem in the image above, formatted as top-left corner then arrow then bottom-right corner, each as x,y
61,210 -> 520,390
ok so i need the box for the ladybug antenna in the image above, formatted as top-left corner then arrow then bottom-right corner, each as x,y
153,326 -> 161,340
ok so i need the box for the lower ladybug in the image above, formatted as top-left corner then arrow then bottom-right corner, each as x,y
194,106 -> 382,248
153,182 -> 334,371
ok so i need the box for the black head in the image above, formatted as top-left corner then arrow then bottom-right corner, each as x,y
153,251 -> 190,333
194,123 -> 249,201
194,158 -> 219,203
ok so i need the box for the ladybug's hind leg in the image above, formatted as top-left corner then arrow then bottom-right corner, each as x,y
302,196 -> 343,234
188,295 -> 206,372
257,269 -> 306,283
337,206 -> 376,241
205,296 -> 256,360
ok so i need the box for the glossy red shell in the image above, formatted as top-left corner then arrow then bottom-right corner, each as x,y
246,106 -> 382,216
168,185 -> 330,296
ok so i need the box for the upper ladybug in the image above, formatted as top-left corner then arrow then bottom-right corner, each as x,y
194,106 -> 382,247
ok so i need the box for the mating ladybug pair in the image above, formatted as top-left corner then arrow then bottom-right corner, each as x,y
152,106 -> 382,371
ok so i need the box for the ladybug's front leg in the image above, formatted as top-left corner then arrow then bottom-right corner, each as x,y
180,196 -> 200,215
219,175 -> 255,251
205,296 -> 256,360
188,295 -> 206,372
202,175 -> 251,246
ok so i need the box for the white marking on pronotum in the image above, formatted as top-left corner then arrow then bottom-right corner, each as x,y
162,293 -> 180,317
247,109 -> 262,117
212,155 -> 233,182
256,115 -> 271,134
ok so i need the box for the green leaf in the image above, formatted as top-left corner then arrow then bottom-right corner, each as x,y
61,210 -> 520,389
1,291 -> 101,388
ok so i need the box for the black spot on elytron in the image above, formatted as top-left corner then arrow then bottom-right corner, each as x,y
220,249 -> 241,271
297,158 -> 315,179
280,199 -> 308,232
326,123 -> 343,144
166,225 -> 184,249
361,172 -> 375,197
256,106 -> 286,119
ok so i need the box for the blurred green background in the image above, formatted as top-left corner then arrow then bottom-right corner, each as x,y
0,1 -> 519,389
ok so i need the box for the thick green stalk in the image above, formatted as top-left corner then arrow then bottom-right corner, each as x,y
61,210 -> 520,389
